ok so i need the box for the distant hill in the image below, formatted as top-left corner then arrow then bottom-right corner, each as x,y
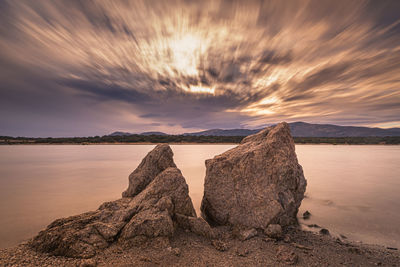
183,122 -> 400,137
289,122 -> 400,137
109,131 -> 132,136
183,129 -> 259,136
140,131 -> 167,136
109,122 -> 400,137
109,131 -> 167,136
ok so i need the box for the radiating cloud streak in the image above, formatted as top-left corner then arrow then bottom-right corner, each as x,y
0,0 -> 399,136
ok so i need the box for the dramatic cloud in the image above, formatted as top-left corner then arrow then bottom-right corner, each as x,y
0,0 -> 399,136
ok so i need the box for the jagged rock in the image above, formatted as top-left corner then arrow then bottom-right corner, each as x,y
211,240 -> 229,251
264,224 -> 283,239
238,228 -> 258,241
201,122 -> 307,229
276,245 -> 298,265
30,145 -> 196,258
122,144 -> 176,197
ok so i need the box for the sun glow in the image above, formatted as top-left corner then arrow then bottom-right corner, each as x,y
258,96 -> 279,105
185,85 -> 215,94
169,34 -> 204,76
239,96 -> 279,115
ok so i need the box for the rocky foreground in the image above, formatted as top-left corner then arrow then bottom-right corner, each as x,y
0,122 -> 399,266
1,226 -> 400,266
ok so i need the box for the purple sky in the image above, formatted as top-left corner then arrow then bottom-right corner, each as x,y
1,0 -> 400,137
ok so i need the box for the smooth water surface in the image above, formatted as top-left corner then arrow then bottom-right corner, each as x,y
0,145 -> 399,248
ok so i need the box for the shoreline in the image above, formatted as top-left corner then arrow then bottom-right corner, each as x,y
1,142 -> 399,146
1,227 -> 398,266
0,142 -> 238,146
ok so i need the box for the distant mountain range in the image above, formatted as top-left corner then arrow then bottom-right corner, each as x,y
183,129 -> 258,136
109,131 -> 167,136
109,122 -> 400,137
109,131 -> 134,136
140,131 -> 168,136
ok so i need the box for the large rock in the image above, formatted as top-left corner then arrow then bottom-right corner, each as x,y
201,122 -> 306,229
30,145 -> 196,258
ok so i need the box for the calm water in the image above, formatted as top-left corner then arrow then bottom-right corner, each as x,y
0,145 -> 399,249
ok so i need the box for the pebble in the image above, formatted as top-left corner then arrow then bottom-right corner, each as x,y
79,258 -> 97,267
167,247 -> 181,256
236,246 -> 250,257
276,245 -> 299,265
264,224 -> 283,240
238,228 -> 258,241
319,228 -> 330,235
211,240 -> 229,252
303,211 -> 311,220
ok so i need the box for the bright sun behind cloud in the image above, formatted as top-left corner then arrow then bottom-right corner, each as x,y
185,85 -> 215,94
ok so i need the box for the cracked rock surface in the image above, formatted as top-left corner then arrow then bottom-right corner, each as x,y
201,122 -> 307,229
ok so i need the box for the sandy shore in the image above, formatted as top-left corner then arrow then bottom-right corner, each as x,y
1,227 -> 399,267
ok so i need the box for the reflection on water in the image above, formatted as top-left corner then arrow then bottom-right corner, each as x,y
0,145 -> 399,249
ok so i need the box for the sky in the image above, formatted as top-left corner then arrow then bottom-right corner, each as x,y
0,0 -> 400,137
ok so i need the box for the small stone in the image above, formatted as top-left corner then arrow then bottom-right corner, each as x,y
386,247 -> 398,250
303,211 -> 311,220
307,224 -> 320,228
167,247 -> 181,256
348,247 -> 362,254
79,258 -> 97,267
276,245 -> 298,265
263,237 -> 275,243
264,224 -> 283,239
211,240 -> 229,252
283,235 -> 292,243
236,247 -> 250,257
238,228 -> 258,241
139,256 -> 152,262
292,243 -> 312,250
319,228 -> 330,235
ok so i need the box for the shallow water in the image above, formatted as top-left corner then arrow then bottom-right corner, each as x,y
0,144 -> 399,249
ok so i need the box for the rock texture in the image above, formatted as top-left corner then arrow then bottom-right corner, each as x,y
201,122 -> 307,229
30,144 -> 197,258
122,144 -> 176,197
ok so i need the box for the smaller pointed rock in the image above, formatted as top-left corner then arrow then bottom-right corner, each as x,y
30,144 -> 197,258
122,144 -> 176,197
